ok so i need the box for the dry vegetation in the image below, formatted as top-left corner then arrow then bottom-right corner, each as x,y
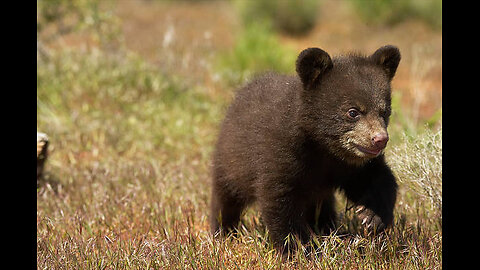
37,0 -> 442,269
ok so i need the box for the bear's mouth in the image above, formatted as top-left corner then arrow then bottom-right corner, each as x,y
354,144 -> 383,157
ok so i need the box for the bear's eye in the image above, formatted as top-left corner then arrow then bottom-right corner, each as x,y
347,108 -> 360,119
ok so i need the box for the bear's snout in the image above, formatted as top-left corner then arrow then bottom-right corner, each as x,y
372,132 -> 389,149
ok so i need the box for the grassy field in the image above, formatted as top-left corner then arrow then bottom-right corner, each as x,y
37,1 -> 442,269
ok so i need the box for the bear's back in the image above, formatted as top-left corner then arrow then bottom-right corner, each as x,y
212,72 -> 303,198
219,72 -> 302,145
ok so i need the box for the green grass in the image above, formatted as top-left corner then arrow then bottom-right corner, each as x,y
348,0 -> 442,30
234,0 -> 320,36
37,48 -> 220,161
37,47 -> 221,268
37,2 -> 441,268
215,22 -> 297,87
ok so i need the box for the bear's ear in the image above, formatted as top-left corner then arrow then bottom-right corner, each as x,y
296,48 -> 333,90
369,45 -> 401,80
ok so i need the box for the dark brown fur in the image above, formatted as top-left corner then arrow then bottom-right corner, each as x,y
210,46 -> 400,253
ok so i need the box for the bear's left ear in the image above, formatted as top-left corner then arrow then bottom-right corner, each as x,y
369,45 -> 401,80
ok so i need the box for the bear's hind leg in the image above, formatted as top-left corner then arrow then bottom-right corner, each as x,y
210,187 -> 246,236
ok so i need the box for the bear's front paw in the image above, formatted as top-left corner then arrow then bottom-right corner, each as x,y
355,206 -> 386,235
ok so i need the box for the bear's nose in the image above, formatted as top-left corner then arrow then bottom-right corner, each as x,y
372,132 -> 389,149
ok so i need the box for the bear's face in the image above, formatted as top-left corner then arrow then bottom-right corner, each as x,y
296,46 -> 401,165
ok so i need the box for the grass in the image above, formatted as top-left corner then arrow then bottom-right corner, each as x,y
348,0 -> 442,30
214,22 -> 297,87
389,126 -> 442,224
234,0 -> 320,36
37,1 -> 442,269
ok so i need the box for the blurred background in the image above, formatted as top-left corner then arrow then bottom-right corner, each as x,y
37,0 -> 442,140
37,1 -> 442,267
37,0 -> 442,168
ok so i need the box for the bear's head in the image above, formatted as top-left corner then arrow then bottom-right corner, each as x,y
296,45 -> 401,165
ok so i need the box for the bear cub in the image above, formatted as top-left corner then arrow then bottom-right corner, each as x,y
211,45 -> 400,253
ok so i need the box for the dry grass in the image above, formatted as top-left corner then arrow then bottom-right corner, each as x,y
389,126 -> 442,222
37,1 -> 442,269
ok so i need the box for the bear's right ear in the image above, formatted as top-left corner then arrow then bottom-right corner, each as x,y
296,48 -> 333,90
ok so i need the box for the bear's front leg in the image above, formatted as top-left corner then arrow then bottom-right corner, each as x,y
340,157 -> 398,234
258,187 -> 312,254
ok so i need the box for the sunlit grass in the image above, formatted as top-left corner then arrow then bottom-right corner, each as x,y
37,1 -> 441,268
214,22 -> 297,87
37,46 -> 442,269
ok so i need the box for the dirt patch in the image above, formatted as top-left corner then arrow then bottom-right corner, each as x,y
115,0 -> 237,88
